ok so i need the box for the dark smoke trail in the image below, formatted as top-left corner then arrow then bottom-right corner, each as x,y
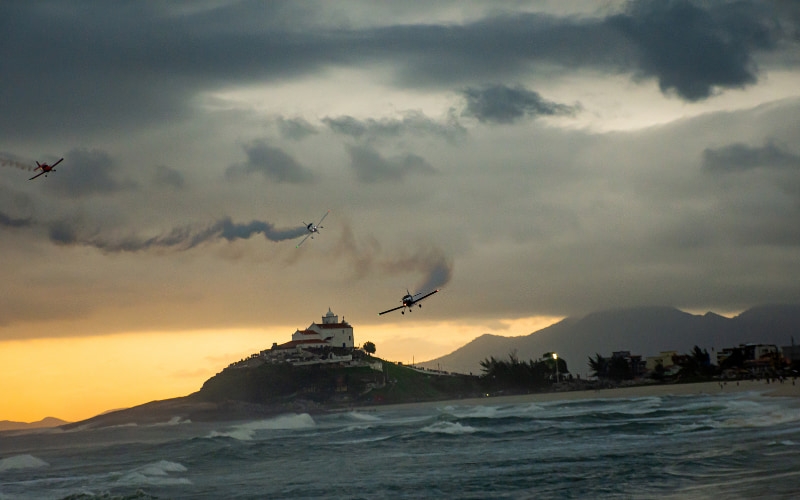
415,253 -> 453,292
382,247 -> 453,292
0,158 -> 33,172
0,210 -> 33,228
46,217 -> 307,252
333,225 -> 454,291
216,218 -> 308,243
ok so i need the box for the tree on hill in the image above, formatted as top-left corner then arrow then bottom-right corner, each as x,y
607,355 -> 634,381
650,362 -> 666,381
362,341 -> 376,355
588,353 -> 633,381
480,351 -> 567,391
719,347 -> 745,371
588,353 -> 608,379
673,345 -> 714,379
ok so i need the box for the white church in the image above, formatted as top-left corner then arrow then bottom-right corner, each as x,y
275,308 -> 355,350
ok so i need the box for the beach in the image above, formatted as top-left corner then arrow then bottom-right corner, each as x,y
371,378 -> 800,412
56,378 -> 800,430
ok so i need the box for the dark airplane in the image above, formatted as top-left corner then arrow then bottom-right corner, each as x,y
379,289 -> 439,315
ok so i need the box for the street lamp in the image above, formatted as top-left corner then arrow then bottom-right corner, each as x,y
553,352 -> 559,383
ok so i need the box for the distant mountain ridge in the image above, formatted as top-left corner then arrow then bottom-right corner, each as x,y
418,304 -> 800,376
0,417 -> 69,432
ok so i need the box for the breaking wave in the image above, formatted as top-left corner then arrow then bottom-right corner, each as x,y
0,454 -> 49,472
207,413 -> 316,440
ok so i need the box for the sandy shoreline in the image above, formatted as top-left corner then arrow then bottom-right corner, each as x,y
50,379 -> 798,429
369,379 -> 800,412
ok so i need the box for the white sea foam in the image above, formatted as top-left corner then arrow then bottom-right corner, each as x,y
208,413 -> 316,440
421,421 -> 477,435
346,411 -> 382,422
152,416 -> 192,426
721,408 -> 800,428
116,460 -> 191,487
0,454 -> 49,472
332,434 -> 394,445
107,422 -> 139,429
443,405 -> 500,419
523,396 -> 664,421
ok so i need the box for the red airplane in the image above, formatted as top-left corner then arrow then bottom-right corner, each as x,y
29,158 -> 63,180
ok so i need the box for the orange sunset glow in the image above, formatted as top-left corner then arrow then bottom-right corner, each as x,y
0,316 -> 562,423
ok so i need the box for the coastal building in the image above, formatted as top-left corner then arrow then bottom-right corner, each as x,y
645,351 -> 678,373
226,308 -> 386,373
612,351 -> 647,378
717,343 -> 780,366
782,339 -> 800,365
274,308 -> 355,350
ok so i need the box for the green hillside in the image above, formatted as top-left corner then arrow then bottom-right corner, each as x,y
365,362 -> 485,404
193,358 -> 485,408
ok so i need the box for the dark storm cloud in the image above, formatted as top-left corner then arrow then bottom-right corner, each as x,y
323,111 -> 466,142
152,165 -> 186,189
369,0 -> 792,99
346,144 -> 436,183
461,85 -> 580,124
46,217 -> 307,253
276,117 -> 319,141
0,1 -> 337,138
2,1 -> 795,141
697,138 -> 800,248
703,140 -> 800,172
608,0 -> 782,100
43,148 -> 137,198
225,140 -> 314,184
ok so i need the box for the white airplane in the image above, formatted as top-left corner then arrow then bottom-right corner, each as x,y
296,210 -> 330,248
379,289 -> 439,315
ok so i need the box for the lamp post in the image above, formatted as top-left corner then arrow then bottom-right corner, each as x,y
553,352 -> 559,383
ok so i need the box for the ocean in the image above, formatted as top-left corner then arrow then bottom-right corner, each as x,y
1,390 -> 799,499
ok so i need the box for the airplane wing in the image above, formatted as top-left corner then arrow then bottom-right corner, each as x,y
28,171 -> 46,180
379,305 -> 406,315
51,158 -> 64,168
414,289 -> 440,303
295,233 -> 312,248
317,209 -> 330,225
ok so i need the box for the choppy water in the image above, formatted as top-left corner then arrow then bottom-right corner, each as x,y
2,390 -> 799,499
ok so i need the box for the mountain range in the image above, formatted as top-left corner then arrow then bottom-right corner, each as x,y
0,417 -> 69,432
417,304 -> 800,376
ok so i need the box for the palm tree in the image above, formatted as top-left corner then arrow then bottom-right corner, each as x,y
588,353 -> 608,379
607,355 -> 633,381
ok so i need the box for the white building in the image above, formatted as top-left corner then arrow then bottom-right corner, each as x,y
645,351 -> 678,372
279,308 -> 355,350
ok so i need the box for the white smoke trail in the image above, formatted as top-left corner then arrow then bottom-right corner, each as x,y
0,158 -> 34,172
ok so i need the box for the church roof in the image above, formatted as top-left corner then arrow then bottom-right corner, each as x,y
316,322 -> 351,329
276,339 -> 331,350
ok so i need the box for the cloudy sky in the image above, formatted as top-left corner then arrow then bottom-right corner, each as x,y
2,0 -> 800,421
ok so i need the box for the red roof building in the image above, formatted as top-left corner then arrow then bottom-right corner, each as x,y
277,308 -> 354,350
